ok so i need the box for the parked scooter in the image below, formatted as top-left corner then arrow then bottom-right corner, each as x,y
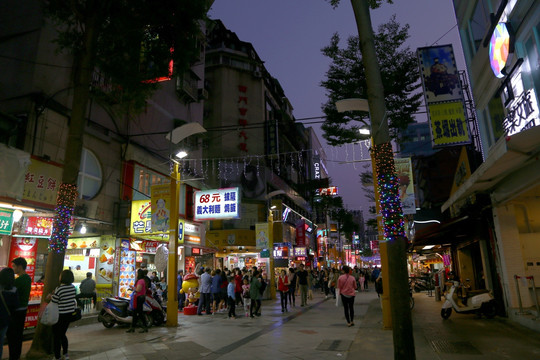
441,280 -> 497,319
98,294 -> 166,328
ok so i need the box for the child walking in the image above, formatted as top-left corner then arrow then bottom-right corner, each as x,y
242,278 -> 250,317
227,276 -> 237,319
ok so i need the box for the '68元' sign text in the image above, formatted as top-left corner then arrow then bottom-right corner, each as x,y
194,188 -> 240,221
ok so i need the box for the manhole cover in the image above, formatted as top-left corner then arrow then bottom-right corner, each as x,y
430,340 -> 482,354
316,340 -> 352,352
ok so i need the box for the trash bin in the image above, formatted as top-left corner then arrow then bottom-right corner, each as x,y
435,286 -> 441,301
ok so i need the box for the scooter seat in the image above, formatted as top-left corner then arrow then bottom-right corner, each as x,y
108,298 -> 129,309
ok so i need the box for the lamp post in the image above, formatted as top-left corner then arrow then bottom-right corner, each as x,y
165,123 -> 206,327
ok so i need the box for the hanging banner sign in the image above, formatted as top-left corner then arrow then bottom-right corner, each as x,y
394,158 -> 416,215
151,184 -> 171,233
295,219 -> 306,247
255,223 -> 270,249
194,187 -> 240,221
130,200 -> 167,239
23,157 -> 62,208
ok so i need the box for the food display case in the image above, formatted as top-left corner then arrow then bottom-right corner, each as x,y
118,249 -> 136,298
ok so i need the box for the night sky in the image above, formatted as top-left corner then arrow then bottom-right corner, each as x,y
209,0 -> 466,213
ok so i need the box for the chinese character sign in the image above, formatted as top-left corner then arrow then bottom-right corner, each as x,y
394,158 -> 416,215
23,217 -> 54,236
0,208 -> 14,235
428,101 -> 471,147
296,219 -> 306,247
130,200 -> 159,236
194,188 -> 240,221
23,157 -> 62,207
151,184 -> 171,232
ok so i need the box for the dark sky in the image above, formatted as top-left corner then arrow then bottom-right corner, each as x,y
208,0 -> 466,212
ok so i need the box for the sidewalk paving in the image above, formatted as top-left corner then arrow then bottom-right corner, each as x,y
3,288 -> 540,359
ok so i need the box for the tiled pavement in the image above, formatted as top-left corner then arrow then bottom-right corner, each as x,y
4,287 -> 540,359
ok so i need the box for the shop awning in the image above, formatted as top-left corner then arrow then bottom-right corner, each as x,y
442,126 -> 540,212
412,216 -> 470,247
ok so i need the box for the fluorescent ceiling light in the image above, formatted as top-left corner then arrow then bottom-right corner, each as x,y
0,203 -> 36,212
175,150 -> 188,159
359,128 -> 370,135
423,245 -> 435,250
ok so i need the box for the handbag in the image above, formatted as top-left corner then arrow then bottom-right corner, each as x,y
0,291 -> 11,317
70,299 -> 82,322
40,301 -> 59,325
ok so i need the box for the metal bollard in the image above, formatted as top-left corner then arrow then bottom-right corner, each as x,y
435,286 -> 441,301
514,275 -> 528,315
527,276 -> 540,319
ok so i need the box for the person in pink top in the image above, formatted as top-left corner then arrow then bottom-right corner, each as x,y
127,269 -> 148,333
337,265 -> 358,327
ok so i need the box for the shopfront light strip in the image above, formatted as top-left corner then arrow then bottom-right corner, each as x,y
12,234 -> 50,239
0,202 -> 36,212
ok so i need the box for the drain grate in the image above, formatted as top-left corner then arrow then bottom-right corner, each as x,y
430,340 -> 482,354
316,340 -> 352,352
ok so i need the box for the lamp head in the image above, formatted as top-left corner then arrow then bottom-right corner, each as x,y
175,150 -> 188,159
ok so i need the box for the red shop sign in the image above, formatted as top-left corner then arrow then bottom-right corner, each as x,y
9,237 -> 38,281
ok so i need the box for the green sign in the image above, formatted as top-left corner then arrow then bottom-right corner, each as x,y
260,249 -> 270,258
0,208 -> 14,235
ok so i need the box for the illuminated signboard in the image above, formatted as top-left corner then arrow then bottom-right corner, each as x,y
315,187 -> 339,196
0,208 -> 14,235
194,187 -> 240,221
489,23 -> 513,78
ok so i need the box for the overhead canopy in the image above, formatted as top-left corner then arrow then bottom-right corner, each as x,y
442,126 -> 540,212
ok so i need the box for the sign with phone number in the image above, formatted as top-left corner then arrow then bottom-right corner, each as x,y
194,187 -> 240,221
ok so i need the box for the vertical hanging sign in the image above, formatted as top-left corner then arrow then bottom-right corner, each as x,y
238,85 -> 249,152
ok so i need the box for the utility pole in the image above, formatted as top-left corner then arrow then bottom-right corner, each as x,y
350,0 -> 416,359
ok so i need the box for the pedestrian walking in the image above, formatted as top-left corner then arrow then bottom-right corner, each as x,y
127,269 -> 149,333
49,269 -> 77,359
288,268 -> 296,307
296,264 -> 309,306
242,278 -> 250,317
0,268 -> 18,360
307,269 -> 314,300
249,270 -> 261,317
277,270 -> 289,312
328,268 -> 339,299
234,268 -> 243,306
227,276 -> 237,318
197,268 -> 212,315
337,266 -> 357,327
177,270 -> 185,310
7,257 -> 31,360
358,272 -> 365,292
363,269 -> 369,291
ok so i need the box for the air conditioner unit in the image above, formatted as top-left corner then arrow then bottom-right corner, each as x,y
253,71 -> 262,78
198,88 -> 209,100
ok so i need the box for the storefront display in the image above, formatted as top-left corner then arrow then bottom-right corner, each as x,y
118,239 -> 136,298
8,237 -> 38,281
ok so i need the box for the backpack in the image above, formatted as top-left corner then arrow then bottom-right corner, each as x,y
375,278 -> 383,294
259,279 -> 267,295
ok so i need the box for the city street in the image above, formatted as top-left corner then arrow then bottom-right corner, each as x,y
4,289 -> 540,360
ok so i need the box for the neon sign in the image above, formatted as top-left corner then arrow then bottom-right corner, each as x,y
489,23 -> 513,78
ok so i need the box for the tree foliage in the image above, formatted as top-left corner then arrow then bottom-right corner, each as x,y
45,0 -> 209,108
326,0 -> 393,9
320,15 -> 422,145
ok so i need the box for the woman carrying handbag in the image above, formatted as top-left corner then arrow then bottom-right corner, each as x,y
0,268 -> 19,360
48,270 -> 77,360
127,269 -> 149,333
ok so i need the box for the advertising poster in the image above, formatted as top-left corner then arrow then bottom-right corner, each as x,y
255,223 -> 269,249
428,101 -> 471,147
417,44 -> 462,104
130,200 -> 167,239
21,216 -> 53,236
394,157 -> 416,215
9,237 -> 38,281
151,184 -> 171,233
96,237 -> 114,285
295,219 -> 306,247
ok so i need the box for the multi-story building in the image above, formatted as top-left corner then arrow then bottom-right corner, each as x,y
0,0 -> 210,311
445,0 -> 540,330
202,20 -> 320,270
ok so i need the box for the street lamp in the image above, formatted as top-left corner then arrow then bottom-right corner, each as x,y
165,122 -> 206,327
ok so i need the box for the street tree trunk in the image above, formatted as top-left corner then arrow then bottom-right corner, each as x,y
350,0 -> 416,359
26,6 -> 99,358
